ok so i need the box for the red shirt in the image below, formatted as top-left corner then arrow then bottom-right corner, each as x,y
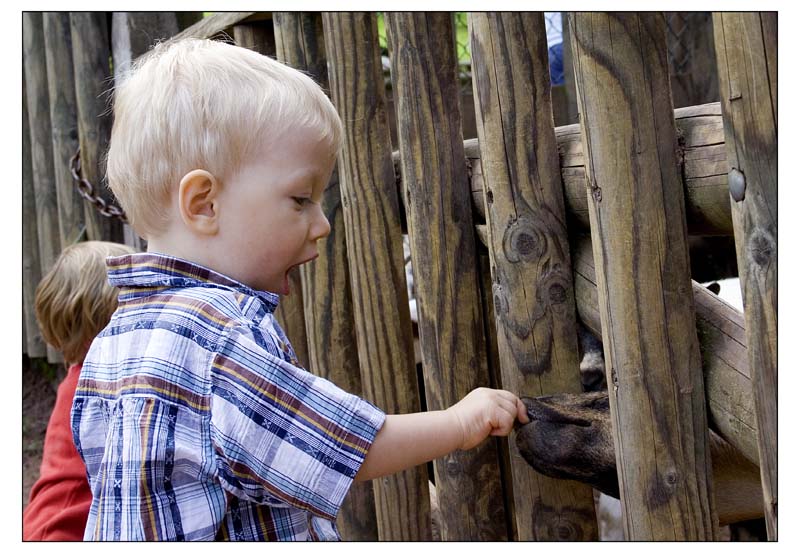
23,363 -> 92,541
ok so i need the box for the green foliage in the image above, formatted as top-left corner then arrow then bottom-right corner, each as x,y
377,13 -> 471,63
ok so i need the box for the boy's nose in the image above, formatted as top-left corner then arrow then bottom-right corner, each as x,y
311,205 -> 331,241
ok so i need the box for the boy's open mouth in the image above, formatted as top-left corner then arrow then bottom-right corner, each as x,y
282,255 -> 319,295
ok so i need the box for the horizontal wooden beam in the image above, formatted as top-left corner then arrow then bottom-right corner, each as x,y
394,102 -> 732,237
170,12 -> 256,41
474,224 -> 757,466
135,12 -> 268,62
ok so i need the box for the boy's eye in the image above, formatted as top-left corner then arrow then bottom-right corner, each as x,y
292,197 -> 309,206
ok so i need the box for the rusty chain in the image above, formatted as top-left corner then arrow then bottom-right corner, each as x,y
69,148 -> 128,223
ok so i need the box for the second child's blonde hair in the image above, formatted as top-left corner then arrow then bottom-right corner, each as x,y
35,241 -> 135,365
106,38 -> 343,238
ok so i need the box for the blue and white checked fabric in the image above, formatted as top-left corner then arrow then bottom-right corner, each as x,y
71,253 -> 385,541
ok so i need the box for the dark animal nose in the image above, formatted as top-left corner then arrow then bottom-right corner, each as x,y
520,396 -> 592,427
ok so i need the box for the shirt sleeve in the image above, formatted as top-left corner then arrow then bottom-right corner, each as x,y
209,323 -> 385,521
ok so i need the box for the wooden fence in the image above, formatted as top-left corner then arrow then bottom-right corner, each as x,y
22,11 -> 776,541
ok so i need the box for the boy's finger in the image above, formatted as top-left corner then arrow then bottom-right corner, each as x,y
516,398 -> 530,424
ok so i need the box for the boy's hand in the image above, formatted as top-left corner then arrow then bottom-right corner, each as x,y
447,388 -> 530,451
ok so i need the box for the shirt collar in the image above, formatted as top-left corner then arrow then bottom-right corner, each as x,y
106,252 -> 280,313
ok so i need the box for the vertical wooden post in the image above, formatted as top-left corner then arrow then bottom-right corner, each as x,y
23,12 -> 61,363
666,12 -> 719,108
111,12 -> 179,79
468,13 -> 598,541
111,12 -> 180,250
22,72 -> 46,359
43,13 -> 85,248
322,12 -> 431,541
476,248 -> 517,540
385,12 -> 509,540
712,11 -> 777,539
571,12 -> 718,539
272,12 -> 377,540
561,13 -> 579,125
239,14 -> 309,368
70,12 -> 124,244
233,20 -> 276,56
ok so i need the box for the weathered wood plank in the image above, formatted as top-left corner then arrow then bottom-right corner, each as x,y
476,248 -> 517,539
22,72 -> 46,359
169,12 -> 255,42
666,13 -> 720,108
111,12 -> 179,75
322,12 -> 431,541
571,12 -> 717,539
712,11 -> 777,539
473,228 -> 759,470
395,102 -> 733,237
468,12 -> 597,541
249,13 -> 309,369
43,13 -> 85,249
386,12 -> 508,541
111,12 -> 179,250
273,11 -> 378,541
233,20 -> 276,56
23,12 -> 62,363
470,103 -> 731,236
569,235 -> 757,467
560,13 -> 579,125
70,13 -> 124,244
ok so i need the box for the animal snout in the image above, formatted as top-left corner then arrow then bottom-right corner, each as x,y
520,396 -> 592,427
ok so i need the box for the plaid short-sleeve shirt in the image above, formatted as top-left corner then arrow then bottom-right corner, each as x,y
71,253 -> 385,541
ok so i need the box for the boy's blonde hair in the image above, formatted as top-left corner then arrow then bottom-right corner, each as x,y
106,38 -> 343,238
35,241 -> 136,365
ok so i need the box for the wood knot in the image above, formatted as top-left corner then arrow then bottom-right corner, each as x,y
502,218 -> 545,263
492,283 -> 508,315
548,283 -> 567,304
748,228 -> 775,268
647,468 -> 679,508
532,500 -> 593,540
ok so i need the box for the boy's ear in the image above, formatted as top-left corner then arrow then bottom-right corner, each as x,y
178,170 -> 220,235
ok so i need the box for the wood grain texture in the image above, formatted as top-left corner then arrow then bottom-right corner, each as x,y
111,12 -> 178,250
233,21 -> 276,56
70,13 -> 124,244
666,13 -> 720,108
571,12 -> 717,539
23,13 -> 62,363
477,248 -> 517,540
258,14 -> 309,371
273,11 -> 379,541
167,12 -> 255,44
322,12 -> 430,541
473,228 -> 758,472
464,103 -> 732,236
22,72 -> 46,358
23,13 -> 59,276
712,11 -> 777,539
386,12 -> 508,540
468,12 -> 598,541
43,13 -> 85,248
570,235 -> 757,467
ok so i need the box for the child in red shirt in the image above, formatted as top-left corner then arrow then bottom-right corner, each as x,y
23,241 -> 135,541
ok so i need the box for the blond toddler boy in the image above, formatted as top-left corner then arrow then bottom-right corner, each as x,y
72,38 -> 528,541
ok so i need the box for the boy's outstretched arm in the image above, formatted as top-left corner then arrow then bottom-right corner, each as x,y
354,388 -> 529,482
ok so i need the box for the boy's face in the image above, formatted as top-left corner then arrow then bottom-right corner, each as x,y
216,127 -> 335,294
